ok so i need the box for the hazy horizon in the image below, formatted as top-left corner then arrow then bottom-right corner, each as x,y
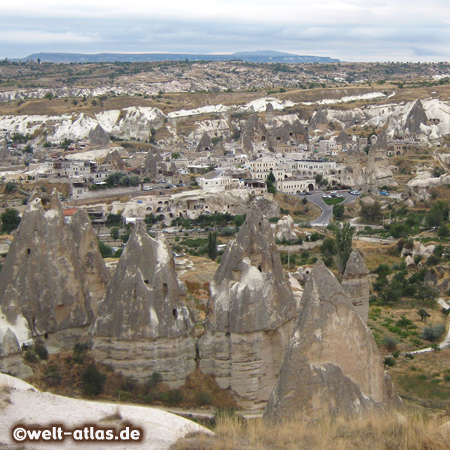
2,1 -> 450,63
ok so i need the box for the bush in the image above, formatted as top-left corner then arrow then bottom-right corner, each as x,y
44,365 -> 62,386
34,340 -> 48,360
220,227 -> 235,237
24,349 -> 38,363
0,208 -> 21,233
146,372 -> 163,388
73,343 -> 89,364
98,239 -> 114,258
81,364 -> 107,396
381,335 -> 398,352
196,391 -> 212,406
421,324 -> 446,342
384,357 -> 396,367
160,389 -> 183,406
396,315 -> 413,329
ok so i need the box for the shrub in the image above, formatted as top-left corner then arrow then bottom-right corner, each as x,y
196,391 -> 212,406
44,365 -> 62,386
34,340 -> 48,360
160,389 -> 183,406
146,372 -> 163,388
396,315 -> 413,329
381,335 -> 398,352
24,349 -> 38,363
120,377 -> 137,392
421,324 -> 446,342
81,364 -> 107,396
73,343 -> 89,364
383,357 -> 396,367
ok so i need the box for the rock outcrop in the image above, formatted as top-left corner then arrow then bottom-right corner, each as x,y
92,222 -> 195,387
310,109 -> 328,130
405,99 -> 428,134
264,261 -> 400,421
341,250 -> 370,323
0,190 -> 93,352
88,123 -> 110,146
275,215 -> 297,242
69,209 -> 110,315
199,206 -> 298,409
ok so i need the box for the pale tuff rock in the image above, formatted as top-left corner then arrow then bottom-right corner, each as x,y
405,99 -> 428,134
0,190 -> 93,344
264,261 -> 401,421
93,222 -> 195,386
69,209 -> 110,315
335,130 -> 350,145
144,151 -> 161,181
275,215 -> 298,242
199,207 -> 298,408
206,206 -> 297,333
405,255 -> 415,268
310,109 -> 328,130
197,132 -> 212,152
405,171 -> 450,202
341,250 -> 370,323
0,373 -> 212,450
241,114 -> 268,152
87,123 -> 110,146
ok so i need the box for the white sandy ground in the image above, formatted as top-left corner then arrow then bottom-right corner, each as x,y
0,374 -> 212,450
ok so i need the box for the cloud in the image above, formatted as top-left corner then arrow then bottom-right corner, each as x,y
2,1 -> 450,60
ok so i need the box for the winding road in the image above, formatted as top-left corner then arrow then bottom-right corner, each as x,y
300,190 -> 359,226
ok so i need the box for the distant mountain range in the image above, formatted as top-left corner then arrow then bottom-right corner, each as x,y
17,51 -> 339,64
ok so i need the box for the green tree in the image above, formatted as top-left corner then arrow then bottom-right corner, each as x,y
360,201 -> 382,224
333,204 -> 345,221
330,221 -> 354,275
0,208 -> 21,233
320,237 -> 336,267
266,171 -> 277,194
418,309 -> 431,322
4,182 -> 17,194
207,231 -> 218,261
110,227 -> 120,240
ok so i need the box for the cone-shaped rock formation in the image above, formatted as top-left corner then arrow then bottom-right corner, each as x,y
92,222 -> 195,386
264,261 -> 400,420
69,209 -> 110,315
405,99 -> 428,134
199,206 -> 298,408
341,250 -> 370,323
0,190 -> 93,345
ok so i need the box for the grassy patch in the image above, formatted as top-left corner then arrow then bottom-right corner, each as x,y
323,197 -> 344,206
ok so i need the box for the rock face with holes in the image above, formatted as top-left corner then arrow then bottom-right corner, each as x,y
198,206 -> 298,409
92,222 -> 195,387
264,261 -> 401,421
0,190 -> 94,361
69,209 -> 111,316
341,250 -> 370,323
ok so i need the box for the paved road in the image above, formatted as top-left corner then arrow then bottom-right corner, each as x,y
299,190 -> 359,226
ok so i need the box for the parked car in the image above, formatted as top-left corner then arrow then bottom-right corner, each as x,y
379,190 -> 389,196
350,190 -> 361,195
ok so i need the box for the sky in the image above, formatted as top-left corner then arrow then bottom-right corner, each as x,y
1,0 -> 450,62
